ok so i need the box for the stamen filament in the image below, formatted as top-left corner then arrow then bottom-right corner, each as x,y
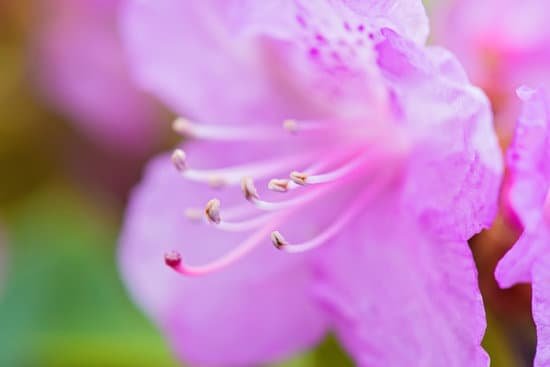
283,119 -> 354,134
213,214 -> 276,232
172,149 -> 318,187
173,117 -> 286,141
248,180 -> 338,211
274,173 -> 390,253
164,215 -> 285,277
268,148 -> 361,192
290,151 -> 372,185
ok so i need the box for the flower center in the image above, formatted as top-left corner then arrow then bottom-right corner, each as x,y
165,116 -> 408,276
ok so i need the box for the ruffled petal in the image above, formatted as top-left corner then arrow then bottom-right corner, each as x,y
312,196 -> 489,366
375,29 -> 503,241
495,224 -> 550,288
119,145 -> 327,366
506,87 -> 550,230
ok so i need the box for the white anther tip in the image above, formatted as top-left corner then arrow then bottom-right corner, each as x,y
271,231 -> 288,249
241,177 -> 259,200
290,171 -> 308,185
172,149 -> 187,172
205,198 -> 221,224
268,179 -> 290,192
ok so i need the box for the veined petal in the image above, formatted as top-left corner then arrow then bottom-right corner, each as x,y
376,29 -> 503,241
312,196 -> 488,366
119,147 -> 328,366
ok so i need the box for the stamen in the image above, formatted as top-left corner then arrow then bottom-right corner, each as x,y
290,171 -> 308,185
172,149 -> 318,187
267,149 -> 360,193
241,177 -> 259,200
173,117 -> 285,141
165,251 -> 182,268
283,119 -> 299,133
275,173 -> 390,253
164,214 -> 286,277
290,151 -> 373,185
271,231 -> 289,249
214,214 -> 276,232
268,178 -> 291,192
205,199 -> 221,224
248,181 -> 337,211
172,149 -> 188,172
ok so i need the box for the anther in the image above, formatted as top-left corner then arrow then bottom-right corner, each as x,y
172,117 -> 193,136
283,119 -> 298,133
241,177 -> 259,200
205,199 -> 221,224
172,149 -> 187,172
164,251 -> 182,268
271,231 -> 289,249
290,171 -> 308,185
268,178 -> 290,192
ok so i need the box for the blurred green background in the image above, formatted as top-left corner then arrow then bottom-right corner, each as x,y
0,1 -> 536,366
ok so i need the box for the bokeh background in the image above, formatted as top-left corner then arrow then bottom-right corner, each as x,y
0,1 -> 537,366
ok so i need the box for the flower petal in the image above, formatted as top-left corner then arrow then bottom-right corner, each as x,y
533,255 -> 550,367
119,145 -> 328,366
120,0 -> 429,123
376,29 -> 503,241
341,0 -> 428,44
34,0 -> 159,153
506,87 -> 550,231
312,196 -> 489,366
495,224 -> 550,288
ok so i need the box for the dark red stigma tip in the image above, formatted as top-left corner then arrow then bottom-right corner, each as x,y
164,251 -> 182,268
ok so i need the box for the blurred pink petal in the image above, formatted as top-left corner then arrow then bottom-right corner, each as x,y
496,87 -> 550,366
433,0 -> 550,134
33,0 -> 161,154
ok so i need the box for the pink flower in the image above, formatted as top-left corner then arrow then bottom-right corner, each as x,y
496,86 -> 550,367
433,0 -> 550,136
119,1 -> 503,365
32,0 -> 161,154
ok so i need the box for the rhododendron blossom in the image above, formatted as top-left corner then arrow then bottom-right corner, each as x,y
119,1 -> 503,366
496,86 -> 550,367
34,0 -> 160,153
